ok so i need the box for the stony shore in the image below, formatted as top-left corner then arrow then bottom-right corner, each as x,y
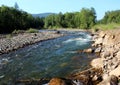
0,31 -> 64,55
91,28 -> 120,85
1,29 -> 120,85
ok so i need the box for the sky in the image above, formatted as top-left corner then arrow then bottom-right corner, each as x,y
0,0 -> 120,20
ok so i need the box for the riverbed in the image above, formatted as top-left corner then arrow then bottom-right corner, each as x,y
0,30 -> 94,84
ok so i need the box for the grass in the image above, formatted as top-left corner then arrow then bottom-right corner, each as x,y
26,28 -> 39,33
12,29 -> 25,34
92,23 -> 120,31
12,28 -> 39,34
6,34 -> 12,39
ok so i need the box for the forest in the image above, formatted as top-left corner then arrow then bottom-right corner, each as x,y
0,5 -> 120,33
0,5 -> 44,33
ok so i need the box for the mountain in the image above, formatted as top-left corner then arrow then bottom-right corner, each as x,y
32,13 -> 55,18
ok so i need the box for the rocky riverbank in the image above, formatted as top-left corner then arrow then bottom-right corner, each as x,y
0,31 -> 64,55
91,28 -> 120,85
1,29 -> 120,85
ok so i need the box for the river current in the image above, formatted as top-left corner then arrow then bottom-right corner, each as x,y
0,31 -> 94,84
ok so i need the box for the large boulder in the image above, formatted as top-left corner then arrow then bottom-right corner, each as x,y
49,78 -> 66,85
91,58 -> 103,69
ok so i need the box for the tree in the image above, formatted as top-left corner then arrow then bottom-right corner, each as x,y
0,5 -> 44,34
79,8 -> 96,29
100,10 -> 120,24
44,7 -> 96,29
14,2 -> 19,10
44,14 -> 56,28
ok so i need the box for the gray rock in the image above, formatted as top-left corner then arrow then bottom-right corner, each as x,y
95,47 -> 102,53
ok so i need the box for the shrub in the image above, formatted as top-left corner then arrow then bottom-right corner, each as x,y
26,28 -> 39,33
12,29 -> 25,34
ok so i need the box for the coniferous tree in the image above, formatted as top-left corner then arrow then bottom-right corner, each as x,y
14,2 -> 19,10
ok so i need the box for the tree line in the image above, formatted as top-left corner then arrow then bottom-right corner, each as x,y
0,5 -> 44,33
0,4 -> 120,34
98,10 -> 120,24
44,8 -> 96,29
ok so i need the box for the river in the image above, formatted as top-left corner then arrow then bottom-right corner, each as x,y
0,30 -> 94,84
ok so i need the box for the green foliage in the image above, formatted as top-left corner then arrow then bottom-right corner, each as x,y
12,29 -> 25,34
79,8 -> 96,29
99,10 -> 120,24
44,7 -> 96,29
26,28 -> 39,33
0,5 -> 44,34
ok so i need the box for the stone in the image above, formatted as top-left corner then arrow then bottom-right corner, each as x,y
95,38 -> 103,46
109,65 -> 120,78
101,51 -> 111,58
72,80 -> 84,85
49,78 -> 66,85
56,31 -> 61,34
98,75 -> 118,85
99,31 -> 106,38
91,58 -> 103,69
111,35 -> 115,39
0,48 -> 2,51
83,48 -> 94,53
95,47 -> 102,53
116,51 -> 120,60
112,57 -> 118,64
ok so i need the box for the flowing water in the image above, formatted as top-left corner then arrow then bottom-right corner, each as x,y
0,31 -> 94,84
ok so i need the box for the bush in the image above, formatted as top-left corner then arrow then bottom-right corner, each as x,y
12,29 -> 25,34
26,28 -> 39,33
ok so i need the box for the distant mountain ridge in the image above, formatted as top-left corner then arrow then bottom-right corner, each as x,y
32,13 -> 55,18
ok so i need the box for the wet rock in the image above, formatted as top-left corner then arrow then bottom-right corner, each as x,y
56,31 -> 61,34
0,75 -> 5,79
91,33 -> 95,36
48,78 -> 66,85
48,78 -> 75,85
83,48 -> 94,53
72,79 -> 84,85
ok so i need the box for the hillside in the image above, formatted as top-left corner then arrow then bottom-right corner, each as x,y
32,13 -> 55,18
